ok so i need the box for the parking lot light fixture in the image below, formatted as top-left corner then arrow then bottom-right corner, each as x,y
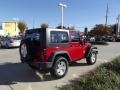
58,3 -> 67,29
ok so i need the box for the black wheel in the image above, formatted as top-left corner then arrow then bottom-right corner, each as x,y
86,51 -> 97,65
19,41 -> 38,70
19,41 -> 30,63
50,57 -> 68,79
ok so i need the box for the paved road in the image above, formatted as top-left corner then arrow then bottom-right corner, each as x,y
0,42 -> 120,90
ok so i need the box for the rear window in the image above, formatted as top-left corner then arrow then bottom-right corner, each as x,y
51,31 -> 69,43
26,33 -> 40,38
25,29 -> 41,40
26,29 -> 39,34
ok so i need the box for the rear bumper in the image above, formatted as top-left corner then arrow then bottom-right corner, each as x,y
28,61 -> 53,69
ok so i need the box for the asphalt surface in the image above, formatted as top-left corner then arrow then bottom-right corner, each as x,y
0,42 -> 120,90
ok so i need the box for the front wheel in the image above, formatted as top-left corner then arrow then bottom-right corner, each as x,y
50,57 -> 68,79
86,51 -> 97,65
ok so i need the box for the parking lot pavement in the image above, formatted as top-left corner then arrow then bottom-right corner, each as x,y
0,48 -> 20,63
0,42 -> 120,90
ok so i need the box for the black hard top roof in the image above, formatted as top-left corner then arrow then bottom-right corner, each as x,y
26,28 -> 45,34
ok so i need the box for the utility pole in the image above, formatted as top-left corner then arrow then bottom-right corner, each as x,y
116,17 -> 118,35
105,3 -> 109,26
117,15 -> 120,36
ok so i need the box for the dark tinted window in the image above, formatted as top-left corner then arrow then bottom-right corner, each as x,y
26,29 -> 39,34
51,31 -> 69,43
25,29 -> 41,40
26,33 -> 40,41
71,32 -> 80,42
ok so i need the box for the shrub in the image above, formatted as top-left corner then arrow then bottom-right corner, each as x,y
59,57 -> 120,90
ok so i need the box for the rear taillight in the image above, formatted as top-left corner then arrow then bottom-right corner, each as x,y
33,48 -> 47,62
41,49 -> 46,61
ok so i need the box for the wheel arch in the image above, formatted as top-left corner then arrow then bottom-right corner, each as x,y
49,51 -> 71,64
86,45 -> 98,58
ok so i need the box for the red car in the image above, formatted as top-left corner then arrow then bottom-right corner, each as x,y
19,28 -> 98,78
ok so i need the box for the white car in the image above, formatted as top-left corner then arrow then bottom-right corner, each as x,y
90,37 -> 95,42
1,37 -> 21,48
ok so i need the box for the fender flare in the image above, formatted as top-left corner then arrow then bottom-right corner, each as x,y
49,51 -> 71,63
86,46 -> 98,58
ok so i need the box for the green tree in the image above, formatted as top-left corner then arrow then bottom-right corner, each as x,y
90,24 -> 112,36
41,23 -> 49,29
18,21 -> 27,35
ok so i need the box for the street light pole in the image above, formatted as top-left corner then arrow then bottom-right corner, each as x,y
105,3 -> 109,27
61,6 -> 64,29
117,15 -> 120,36
58,3 -> 67,29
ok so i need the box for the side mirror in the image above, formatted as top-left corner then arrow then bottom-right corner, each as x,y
80,39 -> 85,45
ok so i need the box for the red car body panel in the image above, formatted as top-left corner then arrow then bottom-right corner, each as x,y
35,30 -> 92,62
23,28 -> 92,63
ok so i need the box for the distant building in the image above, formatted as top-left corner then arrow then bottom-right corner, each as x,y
0,21 -> 19,36
0,23 -> 4,36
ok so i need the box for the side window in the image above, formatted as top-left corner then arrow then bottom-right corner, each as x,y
51,31 -> 69,43
71,32 -> 80,42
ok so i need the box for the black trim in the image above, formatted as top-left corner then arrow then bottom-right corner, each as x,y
46,29 -> 70,47
25,28 -> 47,52
49,51 -> 71,62
86,46 -> 98,58
28,62 -> 53,69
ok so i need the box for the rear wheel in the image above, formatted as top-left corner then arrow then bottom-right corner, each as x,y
86,51 -> 97,65
50,57 -> 68,79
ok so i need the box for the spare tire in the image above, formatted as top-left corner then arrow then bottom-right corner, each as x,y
19,41 -> 31,63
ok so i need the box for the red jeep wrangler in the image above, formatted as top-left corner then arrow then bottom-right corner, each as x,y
19,28 -> 98,78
